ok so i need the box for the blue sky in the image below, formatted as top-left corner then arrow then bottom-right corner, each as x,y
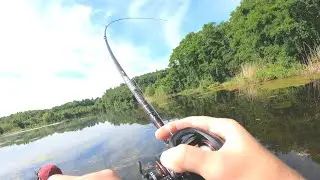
0,0 -> 240,117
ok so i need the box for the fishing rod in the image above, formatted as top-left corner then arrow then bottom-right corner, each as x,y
104,18 -> 166,130
104,18 -> 224,180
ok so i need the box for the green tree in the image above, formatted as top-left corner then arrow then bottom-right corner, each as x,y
99,85 -> 137,112
167,23 -> 233,93
134,69 -> 168,92
227,0 -> 320,66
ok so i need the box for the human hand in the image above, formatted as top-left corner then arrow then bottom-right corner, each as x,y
155,116 -> 304,180
48,169 -> 120,180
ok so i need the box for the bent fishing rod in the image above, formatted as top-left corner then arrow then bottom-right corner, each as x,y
104,18 -> 224,180
104,18 -> 166,130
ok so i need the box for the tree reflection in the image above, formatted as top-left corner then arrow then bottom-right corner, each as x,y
1,81 -> 319,164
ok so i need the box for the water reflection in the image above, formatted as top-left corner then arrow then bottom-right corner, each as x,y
0,121 -> 165,179
0,80 -> 319,179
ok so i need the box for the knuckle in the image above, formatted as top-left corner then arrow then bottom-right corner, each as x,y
226,118 -> 241,127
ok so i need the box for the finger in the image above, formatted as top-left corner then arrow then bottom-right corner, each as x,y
160,144 -> 221,177
155,116 -> 239,140
76,169 -> 120,180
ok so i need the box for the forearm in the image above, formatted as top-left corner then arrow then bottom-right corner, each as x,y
272,157 -> 304,180
254,149 -> 304,180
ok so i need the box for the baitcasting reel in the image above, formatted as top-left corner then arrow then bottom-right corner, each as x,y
138,128 -> 224,180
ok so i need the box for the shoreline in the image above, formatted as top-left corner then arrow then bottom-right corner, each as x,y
1,74 -> 320,137
0,121 -> 64,138
177,73 -> 320,97
0,116 -> 95,137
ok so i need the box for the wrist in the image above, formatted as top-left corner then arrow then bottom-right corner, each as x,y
257,149 -> 304,180
273,159 -> 304,180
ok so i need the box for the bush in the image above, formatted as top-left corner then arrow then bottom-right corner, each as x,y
0,123 -> 16,134
145,85 -> 155,96
304,45 -> 320,74
239,63 -> 260,80
154,85 -> 168,97
256,63 -> 301,82
199,77 -> 215,91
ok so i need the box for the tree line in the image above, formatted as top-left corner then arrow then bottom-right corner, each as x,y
0,99 -> 99,135
1,0 -> 319,134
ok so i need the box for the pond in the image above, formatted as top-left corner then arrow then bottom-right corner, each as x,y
0,80 -> 320,180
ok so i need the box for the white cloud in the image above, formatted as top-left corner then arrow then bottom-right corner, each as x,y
0,1 -> 105,116
105,10 -> 114,19
127,0 -> 191,50
128,0 -> 149,17
0,0 -> 192,117
0,0 -> 169,117
162,0 -> 191,49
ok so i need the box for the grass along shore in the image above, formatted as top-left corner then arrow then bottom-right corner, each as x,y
179,73 -> 320,96
176,46 -> 320,97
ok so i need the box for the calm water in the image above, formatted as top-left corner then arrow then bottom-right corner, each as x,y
0,80 -> 319,180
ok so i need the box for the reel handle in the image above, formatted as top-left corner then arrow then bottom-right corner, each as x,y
169,127 -> 224,150
168,127 -> 225,180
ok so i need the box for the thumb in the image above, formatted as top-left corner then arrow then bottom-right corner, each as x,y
160,144 -> 217,176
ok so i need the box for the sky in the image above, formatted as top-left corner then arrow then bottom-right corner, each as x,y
0,0 -> 241,117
